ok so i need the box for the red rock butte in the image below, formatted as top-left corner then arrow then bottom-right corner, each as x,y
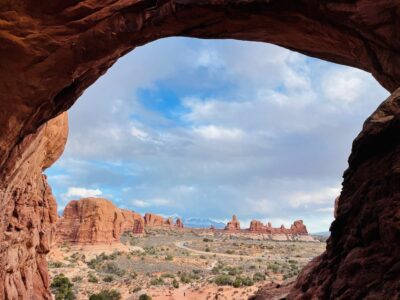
55,198 -> 144,245
249,219 -> 308,235
1,1 -> 400,299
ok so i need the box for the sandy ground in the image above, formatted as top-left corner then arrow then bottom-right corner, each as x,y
138,283 -> 261,300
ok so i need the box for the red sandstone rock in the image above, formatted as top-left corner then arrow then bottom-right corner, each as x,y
249,219 -> 308,235
1,1 -> 400,299
0,113 -> 68,300
56,198 -> 144,244
144,213 -> 165,227
225,215 -> 241,231
175,218 -> 184,229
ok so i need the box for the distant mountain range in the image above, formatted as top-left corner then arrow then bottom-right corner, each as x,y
182,217 -> 225,229
311,231 -> 330,237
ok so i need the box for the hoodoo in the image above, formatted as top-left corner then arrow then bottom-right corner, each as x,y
225,215 -> 241,231
1,1 -> 400,299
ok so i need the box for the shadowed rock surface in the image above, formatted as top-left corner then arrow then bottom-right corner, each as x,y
1,1 -> 400,299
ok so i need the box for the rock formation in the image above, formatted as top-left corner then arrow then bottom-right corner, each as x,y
144,213 -> 165,227
175,218 -> 184,229
249,220 -> 308,235
144,213 -> 184,229
0,113 -> 68,300
56,198 -> 144,244
225,215 -> 241,231
1,1 -> 400,299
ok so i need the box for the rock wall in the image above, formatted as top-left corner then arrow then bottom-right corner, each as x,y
0,113 -> 68,300
249,219 -> 308,235
144,213 -> 165,227
56,198 -> 144,244
1,1 -> 400,299
287,89 -> 400,299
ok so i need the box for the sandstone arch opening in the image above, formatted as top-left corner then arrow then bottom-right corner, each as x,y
47,37 -> 388,299
1,2 -> 400,299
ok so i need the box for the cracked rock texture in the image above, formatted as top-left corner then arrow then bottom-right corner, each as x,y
0,113 -> 68,300
1,1 -> 400,299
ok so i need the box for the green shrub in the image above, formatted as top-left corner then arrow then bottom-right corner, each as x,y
103,275 -> 114,282
139,294 -> 152,300
49,261 -> 64,268
241,276 -> 254,286
150,277 -> 164,286
253,272 -> 266,282
88,272 -> 98,283
102,262 -> 125,276
165,255 -> 173,261
50,274 -> 74,300
172,279 -> 179,288
89,289 -> 121,300
233,277 -> 242,288
214,274 -> 233,286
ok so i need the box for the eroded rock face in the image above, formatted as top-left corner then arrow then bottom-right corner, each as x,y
56,198 -> 144,244
144,213 -> 165,228
287,89 -> 400,299
1,1 -> 400,299
0,113 -> 68,300
249,219 -> 308,235
225,215 -> 241,231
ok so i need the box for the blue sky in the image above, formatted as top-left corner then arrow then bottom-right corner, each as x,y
45,37 -> 388,233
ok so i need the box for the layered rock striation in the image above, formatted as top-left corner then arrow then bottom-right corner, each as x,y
0,113 -> 68,300
56,198 -> 144,244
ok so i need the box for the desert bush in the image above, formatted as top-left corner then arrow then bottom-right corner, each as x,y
88,272 -> 98,283
103,275 -> 114,282
89,289 -> 121,300
50,274 -> 74,300
172,279 -> 179,288
102,262 -> 125,276
203,238 -> 213,242
225,250 -> 234,255
150,277 -> 165,286
253,272 -> 266,282
139,294 -> 152,300
241,276 -> 254,286
214,274 -> 233,286
165,254 -> 173,261
205,247 -> 210,252
49,261 -> 64,268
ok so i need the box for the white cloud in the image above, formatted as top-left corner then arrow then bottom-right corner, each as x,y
193,125 -> 244,140
131,198 -> 170,209
288,187 -> 340,208
65,187 -> 102,198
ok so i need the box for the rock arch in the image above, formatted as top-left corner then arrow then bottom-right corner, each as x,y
0,1 -> 399,299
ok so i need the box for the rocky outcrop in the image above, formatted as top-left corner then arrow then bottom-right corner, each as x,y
0,113 -> 68,300
249,220 -> 308,235
175,218 -> 184,229
144,213 -> 184,229
225,215 -> 241,231
56,198 -> 144,244
1,1 -> 400,299
144,213 -> 165,228
287,89 -> 400,299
